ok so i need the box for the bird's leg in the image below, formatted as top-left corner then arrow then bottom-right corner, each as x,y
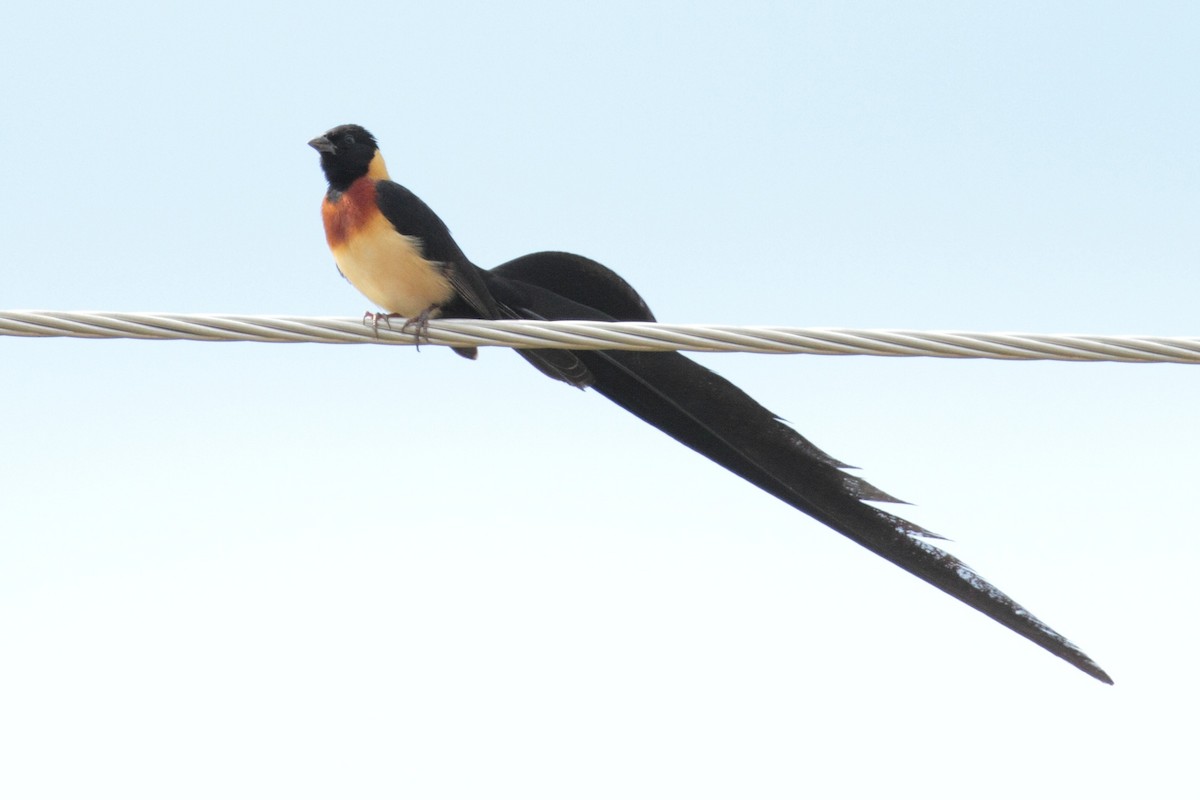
399,306 -> 440,351
362,311 -> 406,337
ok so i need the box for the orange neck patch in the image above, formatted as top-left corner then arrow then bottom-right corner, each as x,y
320,153 -> 391,248
321,177 -> 378,250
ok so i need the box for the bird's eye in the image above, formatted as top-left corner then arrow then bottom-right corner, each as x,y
343,134 -> 357,146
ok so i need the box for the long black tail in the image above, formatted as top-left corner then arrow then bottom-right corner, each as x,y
485,253 -> 1111,683
584,345 -> 1110,683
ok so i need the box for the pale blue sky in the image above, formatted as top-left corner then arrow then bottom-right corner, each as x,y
2,2 -> 1198,797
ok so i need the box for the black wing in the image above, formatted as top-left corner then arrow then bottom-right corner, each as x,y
373,183 -> 591,382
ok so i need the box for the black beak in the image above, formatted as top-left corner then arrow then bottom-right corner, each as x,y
308,135 -> 336,155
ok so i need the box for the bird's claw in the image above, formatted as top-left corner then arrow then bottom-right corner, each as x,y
361,307 -> 437,349
362,311 -> 405,337
399,308 -> 437,351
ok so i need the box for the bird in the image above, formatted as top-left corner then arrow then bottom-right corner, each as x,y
309,123 -> 1112,684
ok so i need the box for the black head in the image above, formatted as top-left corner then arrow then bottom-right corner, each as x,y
309,124 -> 380,191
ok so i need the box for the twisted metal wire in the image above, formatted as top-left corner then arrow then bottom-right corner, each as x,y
2,310 -> 1198,363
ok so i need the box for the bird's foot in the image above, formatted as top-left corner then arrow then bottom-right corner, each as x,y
362,311 -> 406,337
360,306 -> 439,349
399,307 -> 440,351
